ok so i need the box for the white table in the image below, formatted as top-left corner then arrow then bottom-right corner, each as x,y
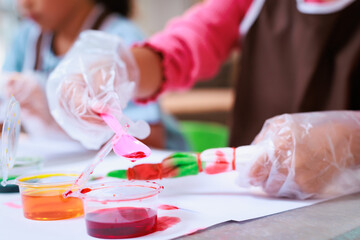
0,147 -> 341,240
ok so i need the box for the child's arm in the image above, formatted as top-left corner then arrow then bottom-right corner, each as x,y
132,0 -> 252,101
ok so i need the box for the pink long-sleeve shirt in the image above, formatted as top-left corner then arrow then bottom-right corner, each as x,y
142,0 -> 252,100
142,0 -> 336,101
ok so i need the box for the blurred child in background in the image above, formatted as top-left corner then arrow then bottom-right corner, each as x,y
2,0 -> 187,150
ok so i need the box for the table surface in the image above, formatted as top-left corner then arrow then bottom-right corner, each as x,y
3,144 -> 360,240
177,192 -> 360,240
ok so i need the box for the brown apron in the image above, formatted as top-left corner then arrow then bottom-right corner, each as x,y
230,0 -> 360,146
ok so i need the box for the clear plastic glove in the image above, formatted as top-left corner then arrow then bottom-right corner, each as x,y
0,72 -> 65,139
47,30 -> 149,150
237,111 -> 360,199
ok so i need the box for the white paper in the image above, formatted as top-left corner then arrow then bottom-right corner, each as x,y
0,149 -> 325,240
16,136 -> 92,161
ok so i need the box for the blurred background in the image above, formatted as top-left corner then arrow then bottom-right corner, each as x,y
0,0 -> 236,151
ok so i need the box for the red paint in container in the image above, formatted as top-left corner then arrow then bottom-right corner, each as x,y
86,207 -> 157,239
80,181 -> 163,239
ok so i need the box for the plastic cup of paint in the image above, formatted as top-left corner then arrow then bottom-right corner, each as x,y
79,180 -> 163,239
15,172 -> 84,220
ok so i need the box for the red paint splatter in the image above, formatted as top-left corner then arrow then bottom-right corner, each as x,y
158,204 -> 179,210
125,160 -> 181,180
64,190 -> 72,197
80,188 -> 91,194
204,150 -> 230,174
155,216 -> 181,231
4,202 -> 22,209
123,151 -> 147,159
196,153 -> 203,172
127,163 -> 162,180
130,159 -> 136,163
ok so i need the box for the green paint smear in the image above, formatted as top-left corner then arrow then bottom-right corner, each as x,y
107,152 -> 204,179
167,152 -> 199,177
0,175 -> 18,182
107,169 -> 127,179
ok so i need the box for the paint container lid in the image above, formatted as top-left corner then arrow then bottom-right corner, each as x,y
0,175 -> 19,193
15,172 -> 80,188
1,96 -> 21,186
79,180 -> 163,202
0,156 -> 44,193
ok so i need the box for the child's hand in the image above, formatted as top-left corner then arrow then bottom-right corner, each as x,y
47,30 -> 139,149
3,72 -> 65,138
241,111 -> 360,199
4,72 -> 52,123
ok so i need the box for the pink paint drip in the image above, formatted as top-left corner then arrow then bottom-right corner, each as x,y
158,204 -> 179,210
155,216 -> 181,231
4,202 -> 22,209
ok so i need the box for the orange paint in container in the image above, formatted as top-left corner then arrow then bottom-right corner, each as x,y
15,172 -> 84,220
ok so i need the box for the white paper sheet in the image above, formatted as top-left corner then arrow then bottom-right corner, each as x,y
0,148 -> 324,240
16,136 -> 93,161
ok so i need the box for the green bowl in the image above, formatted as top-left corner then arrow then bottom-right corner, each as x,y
180,121 -> 229,152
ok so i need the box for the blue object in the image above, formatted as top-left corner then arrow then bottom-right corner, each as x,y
2,6 -> 186,150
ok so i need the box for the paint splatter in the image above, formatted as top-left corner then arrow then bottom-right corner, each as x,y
158,204 -> 179,210
64,190 -> 72,197
127,164 -> 162,180
80,188 -> 91,194
4,202 -> 22,209
155,216 -> 181,231
204,150 -> 230,174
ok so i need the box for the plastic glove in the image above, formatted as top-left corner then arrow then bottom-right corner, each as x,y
47,30 -> 149,150
1,72 -> 66,139
237,111 -> 360,199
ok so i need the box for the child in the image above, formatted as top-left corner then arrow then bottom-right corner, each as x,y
52,0 -> 360,199
2,0 -> 188,150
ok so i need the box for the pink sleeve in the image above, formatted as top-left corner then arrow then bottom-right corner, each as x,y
140,0 -> 252,101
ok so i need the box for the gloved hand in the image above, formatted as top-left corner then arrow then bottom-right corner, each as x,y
47,30 -> 149,150
237,111 -> 360,199
1,72 -> 65,138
